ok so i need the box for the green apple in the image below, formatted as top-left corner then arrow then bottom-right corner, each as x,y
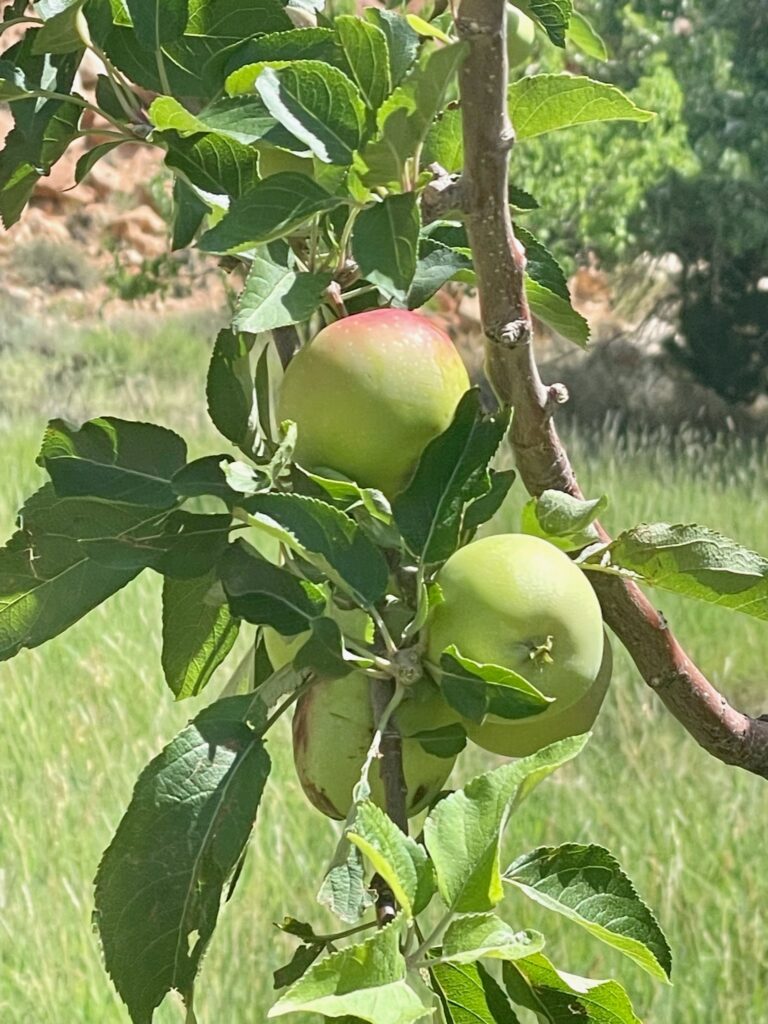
506,4 -> 536,68
426,533 -> 605,721
292,674 -> 459,819
278,309 -> 470,498
465,633 -> 612,757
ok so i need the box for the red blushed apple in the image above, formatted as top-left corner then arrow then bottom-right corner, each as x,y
278,309 -> 470,498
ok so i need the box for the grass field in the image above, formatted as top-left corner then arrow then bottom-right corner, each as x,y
1,311 -> 767,1023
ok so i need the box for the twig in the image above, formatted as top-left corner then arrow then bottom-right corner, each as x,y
455,0 -> 768,779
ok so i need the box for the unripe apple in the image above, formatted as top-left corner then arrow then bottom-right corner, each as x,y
506,4 -> 536,68
278,309 -> 470,498
426,533 -> 605,722
465,633 -> 612,757
292,675 -> 459,819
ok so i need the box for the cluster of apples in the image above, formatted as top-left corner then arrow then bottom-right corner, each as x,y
272,309 -> 608,820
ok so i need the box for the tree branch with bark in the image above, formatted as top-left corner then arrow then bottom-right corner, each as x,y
454,0 -> 768,780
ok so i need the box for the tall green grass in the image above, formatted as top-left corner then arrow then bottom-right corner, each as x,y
1,316 -> 766,1023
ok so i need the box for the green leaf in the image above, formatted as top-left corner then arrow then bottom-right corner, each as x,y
242,493 -> 389,605
521,490 -> 607,552
150,93 -> 289,147
171,456 -> 240,505
161,571 -> 240,699
505,844 -> 672,983
516,224 -> 569,301
317,832 -> 373,924
206,329 -> 258,452
94,695 -> 270,1024
363,7 -> 419,88
172,176 -> 208,249
199,172 -> 342,253
568,10 -> 608,61
82,510 -> 232,579
268,919 -> 428,1023
254,61 -> 367,165
407,239 -> 473,310
422,108 -> 463,173
438,648 -> 551,725
31,2 -> 86,54
393,390 -> 510,564
347,801 -> 435,919
234,242 -> 332,334
351,193 -> 420,303
463,470 -> 516,534
220,539 -> 326,634
295,469 -> 392,525
412,722 -> 467,760
335,15 -> 391,113
293,616 -> 357,679
525,0 -> 572,48
0,486 -> 153,661
185,0 -> 291,39
526,277 -> 590,347
440,914 -> 545,965
423,736 -> 587,914
163,130 -> 260,199
591,523 -> 768,621
503,952 -> 642,1023
509,74 -> 654,141
359,42 -> 467,188
124,0 -> 186,47
274,943 -> 324,991
225,28 -> 344,79
431,961 -> 521,1024
74,139 -> 123,185
38,416 -> 187,508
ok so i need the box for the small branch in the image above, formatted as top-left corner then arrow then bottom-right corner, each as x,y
455,0 -> 768,780
369,678 -> 408,925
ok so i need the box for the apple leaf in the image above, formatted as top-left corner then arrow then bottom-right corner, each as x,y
521,490 -> 608,552
407,239 -> 474,310
150,93 -> 298,149
509,74 -> 654,141
124,0 -> 186,48
423,108 -> 464,173
439,914 -> 545,965
437,647 -> 552,724
348,801 -> 435,918
37,416 -> 187,508
294,468 -> 392,525
254,60 -> 368,165
163,130 -> 260,200
504,844 -> 672,983
503,953 -> 642,1023
94,695 -> 270,1024
515,224 -> 570,301
185,0 -> 292,40
31,3 -> 86,55
526,277 -> 590,347
317,828 -> 373,924
363,7 -> 420,87
359,41 -> 468,188
225,28 -> 344,82
412,722 -> 467,760
171,176 -> 208,249
172,455 -> 242,505
0,486 -> 153,661
431,961 -> 521,1024
199,172 -> 343,253
205,329 -> 259,453
590,523 -> 768,620
293,616 -> 359,678
268,919 -> 428,1023
568,10 -> 609,61
393,390 -> 511,565
161,570 -> 240,699
525,0 -> 572,47
273,943 -> 324,990
241,493 -> 390,605
463,470 -> 517,535
234,242 -> 333,334
352,193 -> 421,303
220,539 -> 326,634
335,15 -> 391,112
423,736 -> 588,914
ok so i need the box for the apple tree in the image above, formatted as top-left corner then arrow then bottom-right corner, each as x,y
1,2 -> 767,1022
